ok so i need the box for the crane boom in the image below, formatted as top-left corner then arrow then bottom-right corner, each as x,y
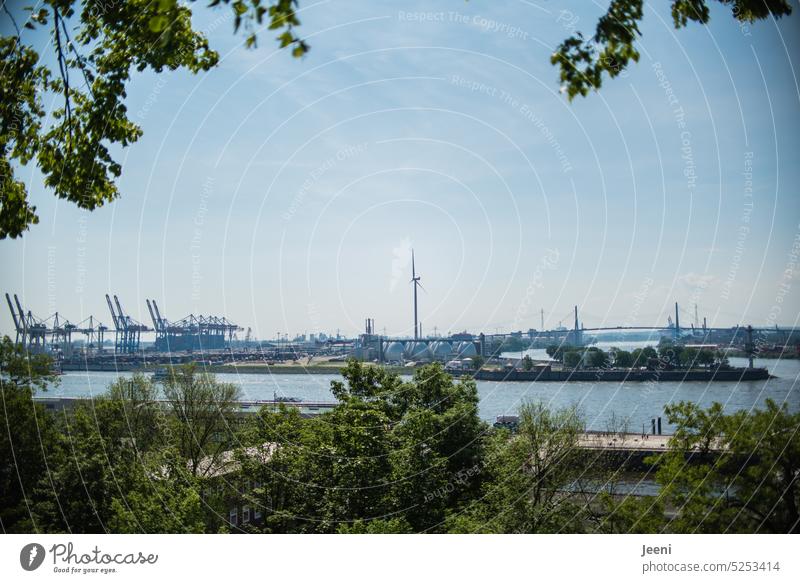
14,294 -> 29,337
146,299 -> 159,332
152,300 -> 165,328
105,294 -> 119,329
113,295 -> 128,331
5,293 -> 20,333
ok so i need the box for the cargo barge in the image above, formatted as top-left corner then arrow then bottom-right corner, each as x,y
470,366 -> 771,382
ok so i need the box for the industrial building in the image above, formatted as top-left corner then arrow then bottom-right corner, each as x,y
353,318 -> 481,364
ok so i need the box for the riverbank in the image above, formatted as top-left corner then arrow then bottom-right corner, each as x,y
61,362 -> 417,375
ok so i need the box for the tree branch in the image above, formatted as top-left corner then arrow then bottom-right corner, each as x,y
53,7 -> 73,148
1,1 -> 22,39
58,11 -> 95,98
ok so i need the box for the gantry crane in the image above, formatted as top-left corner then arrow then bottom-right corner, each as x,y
106,294 -> 149,354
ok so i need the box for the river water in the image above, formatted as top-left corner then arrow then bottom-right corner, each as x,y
44,357 -> 799,433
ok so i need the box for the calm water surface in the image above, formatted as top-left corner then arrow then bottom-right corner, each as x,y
46,358 -> 799,432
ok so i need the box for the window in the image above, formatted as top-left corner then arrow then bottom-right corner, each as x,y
242,506 -> 251,524
229,507 -> 237,526
254,507 -> 263,520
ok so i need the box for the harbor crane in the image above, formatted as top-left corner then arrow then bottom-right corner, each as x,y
5,292 -> 109,355
106,294 -> 149,354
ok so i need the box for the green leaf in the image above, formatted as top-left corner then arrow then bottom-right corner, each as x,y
148,16 -> 168,33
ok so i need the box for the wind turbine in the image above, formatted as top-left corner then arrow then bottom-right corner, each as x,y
411,249 -> 423,339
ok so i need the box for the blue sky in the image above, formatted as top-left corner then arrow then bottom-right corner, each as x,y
2,0 -> 799,339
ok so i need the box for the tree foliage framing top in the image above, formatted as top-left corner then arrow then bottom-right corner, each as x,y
0,0 -> 307,239
552,0 -> 791,100
0,0 -> 792,239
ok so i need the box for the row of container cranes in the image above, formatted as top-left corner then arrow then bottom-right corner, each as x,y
5,293 -> 108,357
4,292 -> 240,357
146,298 -> 238,352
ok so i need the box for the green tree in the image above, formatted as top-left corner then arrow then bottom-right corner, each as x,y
387,407 -> 451,531
658,342 -> 682,367
697,348 -> 715,368
105,373 -> 162,452
328,362 -> 485,531
32,393 -> 207,533
586,347 -> 608,368
394,364 -> 486,516
547,343 -> 579,363
563,350 -> 581,368
237,406 -> 332,533
522,355 -> 534,371
0,0 -> 307,239
32,398 -> 142,532
632,346 -> 658,368
0,337 -> 59,532
90,376 -> 207,533
107,450 -> 206,533
589,493 -> 665,534
239,363 -> 399,534
329,359 -> 404,403
238,360 -> 486,533
323,398 -> 393,526
613,349 -> 633,368
681,347 -> 699,369
160,365 -> 242,477
452,402 -> 587,533
650,400 -> 799,533
552,0 -> 791,100
546,344 -> 564,362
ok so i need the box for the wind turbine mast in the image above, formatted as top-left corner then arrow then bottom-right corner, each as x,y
411,249 -> 421,340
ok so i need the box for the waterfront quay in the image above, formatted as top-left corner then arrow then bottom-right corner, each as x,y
35,396 -> 338,418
